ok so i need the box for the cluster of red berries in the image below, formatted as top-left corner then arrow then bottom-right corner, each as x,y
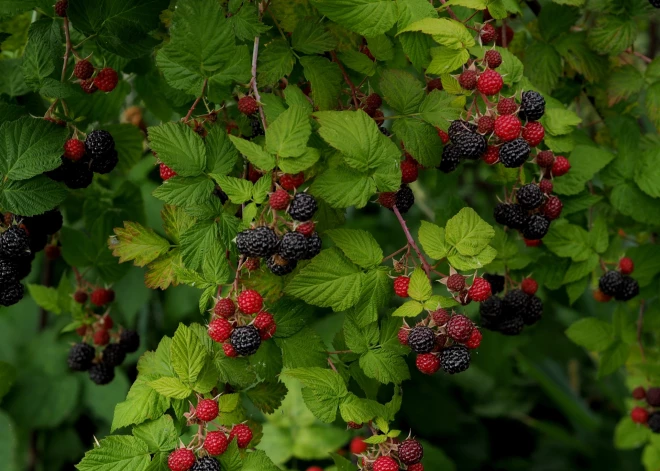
479,274 -> 543,335
208,290 -> 276,357
353,435 -> 426,471
594,257 -> 639,302
440,270 -> 493,304
630,386 -> 660,433
479,23 -> 514,47
73,59 -> 119,94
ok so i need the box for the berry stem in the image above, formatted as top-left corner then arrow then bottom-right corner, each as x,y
250,35 -> 268,130
330,51 -> 360,109
625,49 -> 652,64
382,245 -> 409,262
183,78 -> 208,123
61,16 -> 72,82
437,0 -> 460,21
392,206 -> 432,279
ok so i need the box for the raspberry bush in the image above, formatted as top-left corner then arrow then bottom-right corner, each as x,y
0,1 -> 659,470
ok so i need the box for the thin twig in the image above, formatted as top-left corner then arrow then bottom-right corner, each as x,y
626,49 -> 652,64
330,51 -> 360,109
61,18 -> 72,82
183,79 -> 208,122
392,206 -> 432,279
250,36 -> 268,129
382,245 -> 409,262
438,0 -> 460,21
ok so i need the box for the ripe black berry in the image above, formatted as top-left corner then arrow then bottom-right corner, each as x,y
502,289 -> 529,317
497,314 -> 524,335
440,345 -> 470,374
279,232 -> 307,261
499,138 -> 530,168
64,160 -> 94,189
516,183 -> 544,210
480,295 -> 502,320
522,295 -> 543,325
191,456 -> 221,471
85,130 -> 115,158
408,326 -> 436,354
120,330 -> 140,353
90,150 -> 118,174
395,185 -> 415,213
250,118 -> 264,137
267,254 -> 297,276
521,214 -> 550,240
649,412 -> 660,433
236,230 -> 254,256
614,276 -> 639,301
102,343 -> 127,367
230,325 -> 262,356
68,343 -> 95,371
439,144 -> 461,173
288,193 -> 317,221
483,273 -> 505,295
448,120 -> 477,141
0,259 -> 18,285
89,362 -> 115,385
599,271 -> 623,296
454,132 -> 487,159
303,232 -> 322,259
398,439 -> 424,465
237,226 -> 279,258
493,203 -> 527,230
519,91 -> 546,122
0,226 -> 30,259
28,230 -> 48,253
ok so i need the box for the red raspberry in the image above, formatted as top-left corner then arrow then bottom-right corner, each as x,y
398,328 -> 409,345
248,165 -> 261,183
477,115 -> 495,134
74,60 -> 94,80
446,273 -> 466,292
393,276 -> 410,298
98,315 -> 114,330
365,93 -> 382,111
593,289 -> 611,303
74,290 -> 88,304
253,311 -> 274,331
160,163 -> 177,180
378,192 -> 397,209
459,70 -> 478,90
237,289 -> 263,314
398,439 -> 424,465
307,467 -> 324,471
427,78 -> 443,92
467,277 -> 491,302
54,0 -> 68,17
296,221 -> 315,237
64,139 -> 85,160
350,436 -> 368,454
477,69 -> 503,96
494,115 -> 521,141
261,323 -> 277,340
45,245 -> 61,260
521,278 -> 538,295
482,145 -> 499,164
540,196 -> 563,220
551,156 -> 570,176
437,129 -> 450,144
243,258 -> 260,271
431,309 -> 450,326
631,407 -> 649,424
495,25 -> 514,47
76,325 -> 88,336
238,96 -> 259,115
522,122 -> 545,147
416,353 -> 440,375
204,431 -> 229,455
408,464 -> 425,471
484,50 -> 502,69
229,424 -> 253,448
93,329 -> 109,346
539,179 -> 553,194
196,399 -> 219,422
465,329 -> 482,349
619,257 -> 634,275
208,319 -> 233,343
632,386 -> 646,400
167,448 -> 195,471
223,343 -> 237,357
94,67 -> 118,92
80,79 -> 97,94
536,151 -> 555,168
446,314 -> 474,342
90,288 -> 114,306
269,189 -> 290,210
214,298 -> 236,318
347,421 -> 363,429
497,97 -> 518,115
524,238 -> 542,247
280,172 -> 305,190
373,455 -> 399,471
480,23 -> 496,43
401,160 -> 418,184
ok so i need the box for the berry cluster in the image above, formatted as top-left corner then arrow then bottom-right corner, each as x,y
629,386 -> 660,433
479,274 -> 543,335
439,270 -> 493,304
353,434 -> 426,471
377,185 -> 415,214
208,290 -> 276,357
0,210 -> 63,306
48,131 -> 118,189
594,257 -> 639,302
236,190 -> 321,276
73,59 -> 119,94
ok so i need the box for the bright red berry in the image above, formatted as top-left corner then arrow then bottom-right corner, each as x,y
167,448 -> 195,471
54,0 -> 68,17
536,151 -> 554,168
416,353 -> 440,375
468,277 -> 491,302
408,464 -> 425,471
229,424 -> 252,448
484,50 -> 502,69
551,156 -> 570,176
238,96 -> 259,115
524,238 -> 542,247
73,60 -> 94,80
64,139 -> 85,160
74,290 -> 88,304
253,311 -> 274,331
540,196 -> 563,220
398,328 -> 409,345
427,78 -> 443,92
259,322 -> 277,340
480,23 -> 496,43
350,436 -> 368,454
269,189 -> 290,210
619,257 -> 634,275
520,278 -> 538,295
94,67 -> 118,92
204,431 -> 229,455
539,179 -> 553,194
497,97 -> 518,115
459,70 -> 478,90
431,309 -> 450,326
522,122 -> 545,147
90,288 -> 114,306
477,69 -> 503,96
437,129 -> 450,144
477,115 -> 495,134
196,399 -> 219,422
160,163 -> 177,181
208,319 -> 233,343
373,455 -> 399,471
93,329 -> 109,346
296,221 -> 315,237
482,145 -> 499,165
279,172 -> 305,190
401,160 -> 419,184
465,329 -> 482,349
398,439 -> 424,465
223,343 -> 237,357
307,467 -> 324,471
214,298 -> 235,318
98,315 -> 113,330
393,276 -> 410,298
248,165 -> 261,183
446,274 -> 466,292
378,192 -> 397,209
494,115 -> 521,142
631,407 -> 649,424
633,386 -> 646,400
447,314 -> 474,342
80,79 -> 97,94
237,290 -> 263,314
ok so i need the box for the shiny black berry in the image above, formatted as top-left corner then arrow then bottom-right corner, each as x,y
438,144 -> 461,173
493,203 -> 527,230
448,120 -> 477,140
408,326 -> 435,354
237,226 -> 279,258
102,343 -> 127,367
454,132 -> 486,159
119,330 -> 140,353
230,325 -> 262,356
497,314 -> 524,335
614,276 -> 639,301
28,230 -> 48,253
279,232 -> 307,261
502,289 -> 529,317
522,295 -> 543,325
303,233 -> 322,260
68,343 -> 95,371
480,295 -> 502,320
0,226 -> 31,259
236,230 -> 254,256
266,254 -> 297,276
89,362 -> 115,385
649,412 -> 660,433
0,259 -> 19,285
519,91 -> 545,122
90,150 -> 118,174
85,130 -> 115,157
483,273 -> 505,295
598,271 -> 622,296
440,345 -> 470,374
516,183 -> 544,210
521,214 -> 550,240
64,160 -> 94,189
395,185 -> 415,213
499,138 -> 530,168
191,456 -> 221,471
288,193 -> 317,221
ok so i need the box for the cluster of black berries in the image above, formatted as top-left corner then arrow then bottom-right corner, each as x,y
48,130 -> 118,189
629,386 -> 660,432
479,275 -> 543,335
0,210 -> 63,306
597,270 -> 639,302
439,120 -> 487,173
68,329 -> 140,385
236,193 -> 321,276
376,184 -> 415,214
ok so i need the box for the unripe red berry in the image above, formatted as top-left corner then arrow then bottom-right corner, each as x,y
229,423 -> 253,448
536,151 -> 555,168
279,172 -> 305,190
160,163 -> 177,181
477,115 -> 495,134
238,96 -> 259,115
482,145 -> 499,164
619,257 -> 634,275
459,70 -> 478,90
243,258 -> 260,271
447,314 -> 474,342
521,278 -> 538,295
295,221 -> 315,237
431,309 -> 450,326
54,0 -> 68,17
539,179 -> 553,194
416,353 -> 440,375
269,189 -> 290,210
408,464 -> 425,471
495,25 -> 514,47
349,437 -> 368,454
373,455 -> 399,471
347,421 -> 363,429
74,290 -> 88,304
477,69 -> 503,96
223,343 -> 237,357
465,329 -> 482,349
93,329 -> 109,346
208,318 -> 233,343
196,399 -> 219,422
74,60 -> 94,80
398,328 -> 409,345
551,156 -> 570,176
524,238 -> 542,247
631,407 -> 649,424
80,78 -> 97,94
393,276 -> 410,298
365,93 -> 382,111
94,67 -> 118,92
497,97 -> 518,115
484,49 -> 502,68
632,386 -> 646,400
467,277 -> 491,302
437,129 -> 450,144
237,289 -> 263,314
480,23 -> 496,43
398,439 -> 424,465
253,311 -> 275,331
522,121 -> 545,147
494,115 -> 521,141
427,78 -> 443,92
446,273 -> 466,292
90,288 -> 114,306
214,298 -> 236,318
540,196 -> 563,220
401,160 -> 418,184
64,139 -> 86,161
377,192 -> 396,209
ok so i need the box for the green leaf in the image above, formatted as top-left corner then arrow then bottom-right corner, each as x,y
418,90 -> 465,129
251,173 -> 272,205
398,18 -> 475,49
589,216 -> 609,254
246,381 -> 288,414
392,119 -> 442,168
634,148 -> 660,199
344,316 -> 379,353
266,105 -> 311,158
565,318 -> 614,352
359,348 -> 410,385
445,207 -> 495,256
423,295 -> 459,310
614,417 -> 651,450
609,182 -> 660,226
147,377 -> 193,399
326,229 -> 383,268
607,66 -> 644,102
331,453 -> 358,471
598,341 -> 629,377
278,147 -> 321,174
447,246 -> 497,271
282,367 -> 347,423
76,435 -> 150,471
170,323 -> 208,385
338,51 -> 378,76
553,145 -> 614,196
541,108 -> 582,136
152,176 -> 216,207
285,248 -> 364,311
407,267 -> 432,301
22,19 -> 61,89
205,126 -> 239,175
26,284 -> 61,314
228,135 -> 276,171
257,39 -> 295,86
311,166 -> 375,209
645,82 -> 660,130
228,4 -> 271,41
339,393 -> 387,424
300,56 -> 343,111
348,268 -> 392,327
210,175 -> 254,204
277,327 -> 328,369
148,123 -> 207,177
587,16 -> 637,55
543,220 -> 592,261
132,415 -> 179,453
310,0 -> 397,37
524,41 -> 562,92
427,46 -> 470,74
109,222 -> 172,268
418,221 -> 448,260
292,22 -> 337,54
379,69 -> 425,115
554,32 -> 607,83
0,175 -> 66,217
391,300 -> 424,317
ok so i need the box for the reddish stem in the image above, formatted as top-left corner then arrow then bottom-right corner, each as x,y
330,51 -> 360,109
392,206 -> 432,279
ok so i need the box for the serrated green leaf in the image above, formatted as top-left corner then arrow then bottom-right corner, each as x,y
152,176 -> 216,208
565,318 -> 614,352
148,122 -> 206,177
391,300 -> 424,317
210,174 -> 254,204
587,16 -> 637,55
0,175 -> 66,217
398,18 -> 474,49
614,417 -> 651,450
418,90 -> 465,129
266,105 -> 311,158
380,69 -> 425,114
418,221 -> 448,260
553,146 -> 614,196
427,46 -> 469,74
170,323 -> 208,384
76,435 -> 150,471
246,380 -> 288,414
634,147 -> 660,198
326,229 -> 383,268
348,268 -> 392,327
543,220 -> 593,261
359,348 -> 410,385
424,295 -> 459,310
338,50 -> 378,76
311,166 -> 376,209
26,284 -> 61,314
278,147 -> 320,174
205,126 -> 239,175
310,0 -> 396,37
598,341 -> 628,377
299,56 -> 343,111
132,415 -> 178,453
392,119 -> 442,168
228,135 -> 276,171
292,21 -> 337,54
258,39 -> 295,86
339,393 -> 387,424
445,207 -> 495,256
406,267 -> 431,301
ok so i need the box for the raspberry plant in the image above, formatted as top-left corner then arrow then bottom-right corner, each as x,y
0,0 -> 659,470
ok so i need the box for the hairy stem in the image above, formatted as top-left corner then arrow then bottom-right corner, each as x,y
251,36 -> 268,129
183,78 -> 208,122
393,206 -> 432,279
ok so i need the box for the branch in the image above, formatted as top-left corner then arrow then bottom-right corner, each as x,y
250,36 -> 268,130
438,0 -> 460,21
183,79 -> 208,122
330,51 -> 360,109
392,206 -> 432,279
625,49 -> 652,64
61,18 -> 72,82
